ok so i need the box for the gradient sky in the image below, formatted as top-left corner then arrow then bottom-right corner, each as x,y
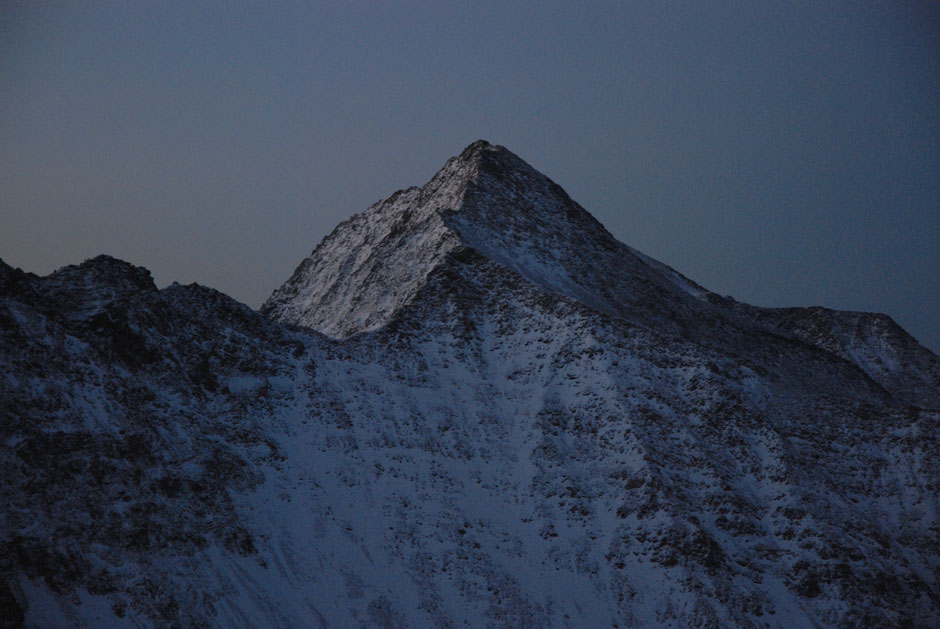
2,2 -> 938,351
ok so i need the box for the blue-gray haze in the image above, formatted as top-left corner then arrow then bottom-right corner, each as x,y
1,2 -> 938,351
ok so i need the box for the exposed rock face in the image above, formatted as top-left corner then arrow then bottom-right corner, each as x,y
3,142 -> 939,627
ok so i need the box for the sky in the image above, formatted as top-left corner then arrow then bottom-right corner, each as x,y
1,1 -> 938,352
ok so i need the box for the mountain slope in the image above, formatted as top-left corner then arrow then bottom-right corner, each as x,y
264,140 -> 939,408
3,142 -> 939,627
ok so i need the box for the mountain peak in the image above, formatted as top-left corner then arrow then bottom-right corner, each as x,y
457,138 -> 496,158
262,142 -> 707,338
48,255 -> 156,298
262,140 -> 612,337
440,140 -> 553,195
453,139 -> 519,167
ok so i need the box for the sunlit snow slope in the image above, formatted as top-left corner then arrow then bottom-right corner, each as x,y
3,141 -> 939,628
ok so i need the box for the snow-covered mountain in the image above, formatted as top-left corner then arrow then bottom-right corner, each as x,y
2,141 -> 938,627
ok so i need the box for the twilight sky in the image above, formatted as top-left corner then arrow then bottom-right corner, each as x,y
2,2 -> 938,351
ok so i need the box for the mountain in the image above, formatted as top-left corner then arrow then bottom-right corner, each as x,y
263,141 -> 939,408
2,141 -> 938,627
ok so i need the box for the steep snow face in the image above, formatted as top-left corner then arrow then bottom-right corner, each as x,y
261,186 -> 458,337
441,142 -> 709,333
260,145 -> 478,337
